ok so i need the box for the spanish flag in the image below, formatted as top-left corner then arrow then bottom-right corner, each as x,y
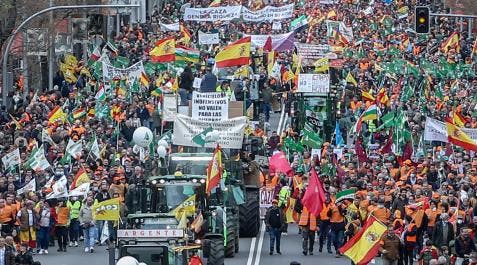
140,72 -> 150,87
179,24 -> 192,45
48,106 -> 67,123
150,37 -> 176,63
376,87 -> 389,105
339,216 -> 387,265
215,37 -> 251,68
441,32 -> 460,53
209,0 -> 221,7
70,168 -> 90,190
453,110 -> 467,127
446,121 -> 477,151
206,145 -> 222,194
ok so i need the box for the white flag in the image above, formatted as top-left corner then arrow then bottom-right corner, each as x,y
25,146 -> 50,171
2,148 -> 20,169
100,221 -> 110,244
89,136 -> 100,160
46,176 -> 68,199
41,129 -> 55,146
17,178 -> 36,195
68,182 -> 90,198
66,139 -> 83,159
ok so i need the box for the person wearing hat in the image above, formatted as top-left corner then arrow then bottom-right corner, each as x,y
265,199 -> 285,255
328,201 -> 346,257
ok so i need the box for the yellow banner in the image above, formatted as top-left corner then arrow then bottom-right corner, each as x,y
93,198 -> 120,221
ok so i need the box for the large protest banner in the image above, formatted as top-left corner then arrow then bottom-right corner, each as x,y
102,61 -> 145,82
295,43 -> 331,65
297,74 -> 330,94
242,4 -> 294,22
183,6 -> 242,21
191,92 -> 229,122
173,114 -> 247,149
424,117 -> 477,143
160,22 -> 180,31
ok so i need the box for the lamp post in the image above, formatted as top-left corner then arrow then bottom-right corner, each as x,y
1,4 -> 140,106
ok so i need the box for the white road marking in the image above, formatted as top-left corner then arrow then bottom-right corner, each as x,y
246,236 -> 257,265
253,222 -> 266,265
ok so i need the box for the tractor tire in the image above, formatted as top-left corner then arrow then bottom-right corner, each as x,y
225,232 -> 236,258
239,188 -> 260,237
207,237 -> 225,265
234,234 -> 239,253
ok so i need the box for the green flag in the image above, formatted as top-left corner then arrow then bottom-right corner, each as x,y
301,128 -> 322,149
114,56 -> 130,68
192,127 -> 213,147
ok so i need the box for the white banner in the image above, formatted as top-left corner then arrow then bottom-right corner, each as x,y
69,182 -> 90,197
297,74 -> 330,94
424,117 -> 477,143
173,114 -> 247,149
183,6 -> 242,21
260,187 -> 274,208
162,94 -> 178,122
160,22 -> 180,32
2,148 -> 20,169
242,4 -> 294,22
102,61 -> 145,82
191,92 -> 229,122
17,179 -> 36,195
198,31 -> 220,45
246,32 -> 294,48
272,21 -> 282,31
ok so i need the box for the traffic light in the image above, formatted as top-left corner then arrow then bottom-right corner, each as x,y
415,7 -> 430,34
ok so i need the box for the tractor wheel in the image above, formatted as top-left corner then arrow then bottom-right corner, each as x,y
206,237 -> 225,265
234,234 -> 239,253
225,232 -> 236,258
239,188 -> 260,237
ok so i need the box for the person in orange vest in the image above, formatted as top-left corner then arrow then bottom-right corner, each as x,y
299,206 -> 318,256
371,198 -> 391,225
328,201 -> 346,257
0,198 -> 15,236
319,197 -> 332,253
403,216 -> 418,265
55,200 -> 70,252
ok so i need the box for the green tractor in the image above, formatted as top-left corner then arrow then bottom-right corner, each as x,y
168,153 -> 260,238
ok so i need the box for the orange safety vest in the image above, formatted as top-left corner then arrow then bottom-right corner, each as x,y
299,207 -> 317,231
320,204 -> 330,221
330,205 -> 345,223
0,205 -> 14,223
56,207 -> 70,226
406,223 -> 417,243
372,207 -> 391,224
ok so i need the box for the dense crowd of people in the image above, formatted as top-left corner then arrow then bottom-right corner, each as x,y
0,0 -> 476,264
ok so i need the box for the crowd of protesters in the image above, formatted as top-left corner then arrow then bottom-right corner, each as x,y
0,0 -> 476,264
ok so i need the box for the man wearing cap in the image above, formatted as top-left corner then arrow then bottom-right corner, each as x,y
380,225 -> 401,265
265,199 -> 285,255
455,228 -> 477,265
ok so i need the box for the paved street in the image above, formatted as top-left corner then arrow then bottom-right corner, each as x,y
34,245 -> 108,265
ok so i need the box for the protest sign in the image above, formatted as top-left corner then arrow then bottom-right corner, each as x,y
424,117 -> 477,143
295,43 -> 331,65
173,114 -> 247,149
162,94 -> 178,122
242,4 -> 294,22
198,31 -> 220,45
246,32 -> 295,51
191,92 -> 229,122
160,22 -> 180,31
102,61 -> 145,82
297,74 -> 330,94
2,148 -> 20,169
183,6 -> 242,21
193,77 -> 202,89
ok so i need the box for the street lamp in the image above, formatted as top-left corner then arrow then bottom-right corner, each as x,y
1,4 -> 140,107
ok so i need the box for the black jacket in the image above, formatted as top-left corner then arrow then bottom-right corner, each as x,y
432,221 -> 454,247
265,206 -> 285,230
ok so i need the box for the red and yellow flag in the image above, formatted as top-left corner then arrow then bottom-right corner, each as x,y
48,106 -> 67,123
441,32 -> 460,53
339,216 -> 387,265
376,87 -> 389,105
215,37 -> 251,68
361,90 -> 375,102
472,38 -> 477,59
70,168 -> 90,190
150,37 -> 176,63
446,121 -> 477,151
206,146 -> 222,194
179,24 -> 192,45
140,72 -> 150,87
209,0 -> 221,7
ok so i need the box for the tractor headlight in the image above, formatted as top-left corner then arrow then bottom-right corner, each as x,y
159,179 -> 166,184
195,239 -> 201,244
151,180 -> 157,185
135,219 -> 140,223
200,179 -> 205,184
192,178 -> 198,183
